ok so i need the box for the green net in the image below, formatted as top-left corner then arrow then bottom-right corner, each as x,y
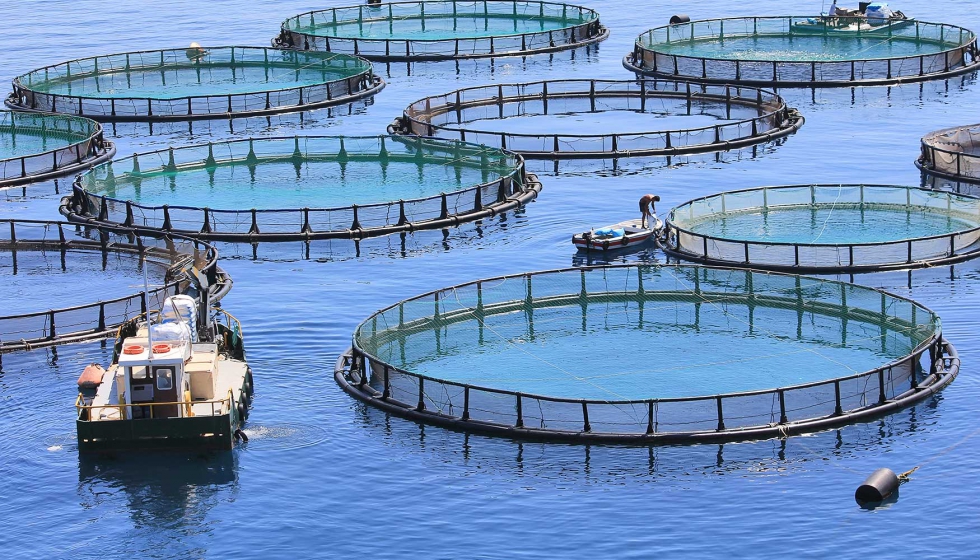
0,111 -> 112,185
344,265 -> 950,438
277,1 -> 607,60
355,265 -> 938,400
67,136 -> 538,241
666,185 -> 980,271
8,47 -> 381,120
627,17 -> 980,86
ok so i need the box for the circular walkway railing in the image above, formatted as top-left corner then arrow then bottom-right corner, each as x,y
390,79 -> 804,159
0,220 -> 229,353
336,264 -> 958,444
661,184 -> 980,273
60,136 -> 542,242
274,1 -> 609,61
917,124 -> 980,184
624,16 -> 980,87
5,47 -> 385,121
0,111 -> 115,187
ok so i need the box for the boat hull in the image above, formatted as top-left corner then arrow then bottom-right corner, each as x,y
76,413 -> 238,452
76,362 -> 252,453
573,219 -> 659,252
572,231 -> 655,252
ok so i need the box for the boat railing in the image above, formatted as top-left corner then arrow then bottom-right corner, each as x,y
75,389 -> 234,421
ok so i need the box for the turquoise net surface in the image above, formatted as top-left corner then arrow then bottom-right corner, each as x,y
670,185 -> 980,245
0,112 -> 95,159
17,49 -> 371,101
81,136 -> 518,210
355,266 -> 938,400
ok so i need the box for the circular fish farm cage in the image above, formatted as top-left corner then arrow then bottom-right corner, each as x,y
624,17 -> 980,87
274,1 -> 609,61
0,111 -> 114,187
336,264 -> 958,443
389,79 -> 804,159
917,124 -> 980,184
0,220 -> 229,353
661,184 -> 980,273
60,135 -> 541,242
4,47 -> 384,122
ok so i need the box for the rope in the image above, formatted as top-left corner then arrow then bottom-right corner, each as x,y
897,466 -> 919,483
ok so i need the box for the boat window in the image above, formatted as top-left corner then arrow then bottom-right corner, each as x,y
156,368 -> 174,390
130,366 -> 148,380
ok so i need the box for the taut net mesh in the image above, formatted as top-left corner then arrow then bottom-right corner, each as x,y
275,1 -> 607,61
665,184 -> 980,273
0,220 -> 224,352
341,265 -> 953,440
396,79 -> 803,158
625,17 -> 980,87
5,47 -> 383,121
63,136 -> 540,241
0,111 -> 113,186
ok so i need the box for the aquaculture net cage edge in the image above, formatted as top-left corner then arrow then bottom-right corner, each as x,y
625,16 -> 980,87
275,0 -> 608,61
0,220 -> 226,353
918,123 -> 980,184
334,264 -> 957,443
663,184 -> 980,273
0,111 -> 115,186
4,47 -> 384,122
394,78 -> 804,159
61,135 -> 540,242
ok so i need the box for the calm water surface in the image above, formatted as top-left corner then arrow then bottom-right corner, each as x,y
2,1 -> 980,558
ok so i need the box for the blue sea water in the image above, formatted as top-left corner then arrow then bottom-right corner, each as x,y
2,1 -> 980,559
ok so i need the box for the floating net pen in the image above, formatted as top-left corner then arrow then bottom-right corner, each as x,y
661,184 -> 980,273
0,220 -> 229,353
0,111 -> 114,187
917,124 -> 980,184
60,135 -> 541,242
274,1 -> 608,61
624,17 -> 980,87
390,79 -> 804,159
336,264 -> 958,443
5,47 -> 385,122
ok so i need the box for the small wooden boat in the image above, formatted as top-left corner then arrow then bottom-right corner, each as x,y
75,296 -> 253,452
572,217 -> 662,252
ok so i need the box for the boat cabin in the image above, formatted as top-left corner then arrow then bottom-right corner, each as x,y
117,336 -> 192,419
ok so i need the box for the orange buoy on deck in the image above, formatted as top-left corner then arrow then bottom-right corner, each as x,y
77,363 -> 106,390
152,343 -> 172,354
122,345 -> 144,355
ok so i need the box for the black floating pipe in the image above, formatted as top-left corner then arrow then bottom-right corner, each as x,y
669,14 -> 690,24
855,468 -> 900,504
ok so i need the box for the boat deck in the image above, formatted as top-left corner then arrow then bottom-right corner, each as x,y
86,343 -> 248,421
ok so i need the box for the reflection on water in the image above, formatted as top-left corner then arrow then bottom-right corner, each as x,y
77,453 -> 238,534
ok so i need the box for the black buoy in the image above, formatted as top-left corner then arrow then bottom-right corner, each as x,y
669,15 -> 691,25
855,468 -> 900,504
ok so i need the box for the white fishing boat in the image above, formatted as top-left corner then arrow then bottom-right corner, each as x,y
75,295 -> 253,452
